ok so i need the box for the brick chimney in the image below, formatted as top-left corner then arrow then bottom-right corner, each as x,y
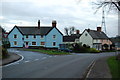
76,30 -> 80,34
97,27 -> 101,32
52,20 -> 57,27
38,20 -> 40,29
87,28 -> 90,32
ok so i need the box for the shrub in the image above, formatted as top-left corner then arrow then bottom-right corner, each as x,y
116,54 -> 120,60
89,48 -> 100,53
2,41 -> 10,48
2,47 -> 9,59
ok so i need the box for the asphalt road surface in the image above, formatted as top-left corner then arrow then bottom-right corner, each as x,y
2,48 -> 117,78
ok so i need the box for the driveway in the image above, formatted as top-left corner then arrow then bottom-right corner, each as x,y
2,48 -> 117,78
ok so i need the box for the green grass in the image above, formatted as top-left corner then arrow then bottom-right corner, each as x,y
22,49 -> 70,55
107,56 -> 120,78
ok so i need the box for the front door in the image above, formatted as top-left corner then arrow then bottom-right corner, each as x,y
26,42 -> 28,45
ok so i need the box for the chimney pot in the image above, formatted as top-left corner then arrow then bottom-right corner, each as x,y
97,27 -> 101,32
87,28 -> 90,32
38,20 -> 40,29
52,20 -> 57,27
76,30 -> 80,34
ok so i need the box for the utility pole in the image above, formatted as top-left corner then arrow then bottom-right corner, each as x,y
101,8 -> 107,34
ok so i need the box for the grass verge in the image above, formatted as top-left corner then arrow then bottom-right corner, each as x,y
22,49 -> 70,55
107,56 -> 120,78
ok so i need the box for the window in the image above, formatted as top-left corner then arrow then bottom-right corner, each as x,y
41,35 -> 43,39
14,41 -> 17,45
26,35 -> 28,38
53,42 -> 56,46
14,34 -> 17,38
41,42 -> 45,45
85,33 -> 87,36
32,42 -> 36,45
53,35 -> 56,38
26,42 -> 28,45
33,35 -> 36,38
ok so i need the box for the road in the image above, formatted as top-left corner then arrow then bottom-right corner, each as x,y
2,48 -> 117,78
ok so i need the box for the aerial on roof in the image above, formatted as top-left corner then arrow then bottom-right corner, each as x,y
17,26 -> 53,35
86,29 -> 108,39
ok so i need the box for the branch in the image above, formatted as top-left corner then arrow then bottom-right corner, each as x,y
112,2 -> 120,11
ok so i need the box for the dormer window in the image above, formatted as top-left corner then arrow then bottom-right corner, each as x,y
33,35 -> 36,38
41,35 -> 43,39
26,35 -> 28,38
53,35 -> 56,38
14,34 -> 17,38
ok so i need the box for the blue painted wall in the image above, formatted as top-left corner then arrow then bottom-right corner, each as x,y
46,27 -> 63,48
8,27 -> 63,48
8,27 -> 23,47
23,35 -> 45,47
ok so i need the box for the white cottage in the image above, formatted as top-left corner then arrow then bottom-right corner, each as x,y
79,27 -> 112,50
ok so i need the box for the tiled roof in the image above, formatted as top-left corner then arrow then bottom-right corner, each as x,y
87,30 -> 108,39
17,26 -> 53,35
63,34 -> 81,42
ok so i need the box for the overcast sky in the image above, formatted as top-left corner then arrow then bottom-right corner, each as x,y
0,0 -> 118,37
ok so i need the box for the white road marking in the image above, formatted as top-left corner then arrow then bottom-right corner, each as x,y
34,59 -> 39,61
86,60 -> 96,78
3,54 -> 24,67
42,57 -> 47,59
15,51 -> 19,52
24,61 -> 30,63
49,56 -> 52,57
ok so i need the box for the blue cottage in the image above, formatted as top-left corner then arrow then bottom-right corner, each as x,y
8,20 -> 63,48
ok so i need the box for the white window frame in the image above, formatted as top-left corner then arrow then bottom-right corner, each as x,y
53,35 -> 56,39
14,41 -> 17,46
40,42 -> 45,45
14,34 -> 17,39
32,42 -> 36,45
33,35 -> 36,39
26,35 -> 28,39
53,42 -> 56,46
40,35 -> 44,39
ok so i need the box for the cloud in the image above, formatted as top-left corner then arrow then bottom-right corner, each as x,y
0,0 -> 118,37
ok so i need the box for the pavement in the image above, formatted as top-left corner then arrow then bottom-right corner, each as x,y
86,56 -> 112,78
0,52 -> 22,66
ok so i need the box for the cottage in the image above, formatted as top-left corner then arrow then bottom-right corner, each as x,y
79,27 -> 112,50
63,30 -> 81,44
8,20 -> 63,48
110,36 -> 120,50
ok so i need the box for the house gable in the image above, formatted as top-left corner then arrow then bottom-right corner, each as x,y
45,27 -> 63,48
8,26 -> 23,47
8,26 -> 23,36
79,30 -> 93,47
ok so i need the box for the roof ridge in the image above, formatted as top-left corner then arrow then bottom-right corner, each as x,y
17,26 -> 52,27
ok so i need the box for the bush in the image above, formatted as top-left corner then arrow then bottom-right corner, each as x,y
89,48 -> 100,53
116,54 -> 120,60
2,41 -> 10,48
2,47 -> 9,59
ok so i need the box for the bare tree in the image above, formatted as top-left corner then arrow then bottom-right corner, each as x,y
64,26 -> 76,36
93,0 -> 120,13
64,27 -> 69,36
69,26 -> 76,35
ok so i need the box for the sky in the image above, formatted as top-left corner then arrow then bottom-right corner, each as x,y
0,0 -> 118,37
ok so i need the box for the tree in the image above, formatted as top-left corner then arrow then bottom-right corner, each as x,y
93,0 -> 120,13
69,26 -> 76,35
64,26 -> 76,36
64,27 -> 69,36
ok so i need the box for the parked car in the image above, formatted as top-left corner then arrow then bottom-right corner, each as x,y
59,48 -> 72,52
